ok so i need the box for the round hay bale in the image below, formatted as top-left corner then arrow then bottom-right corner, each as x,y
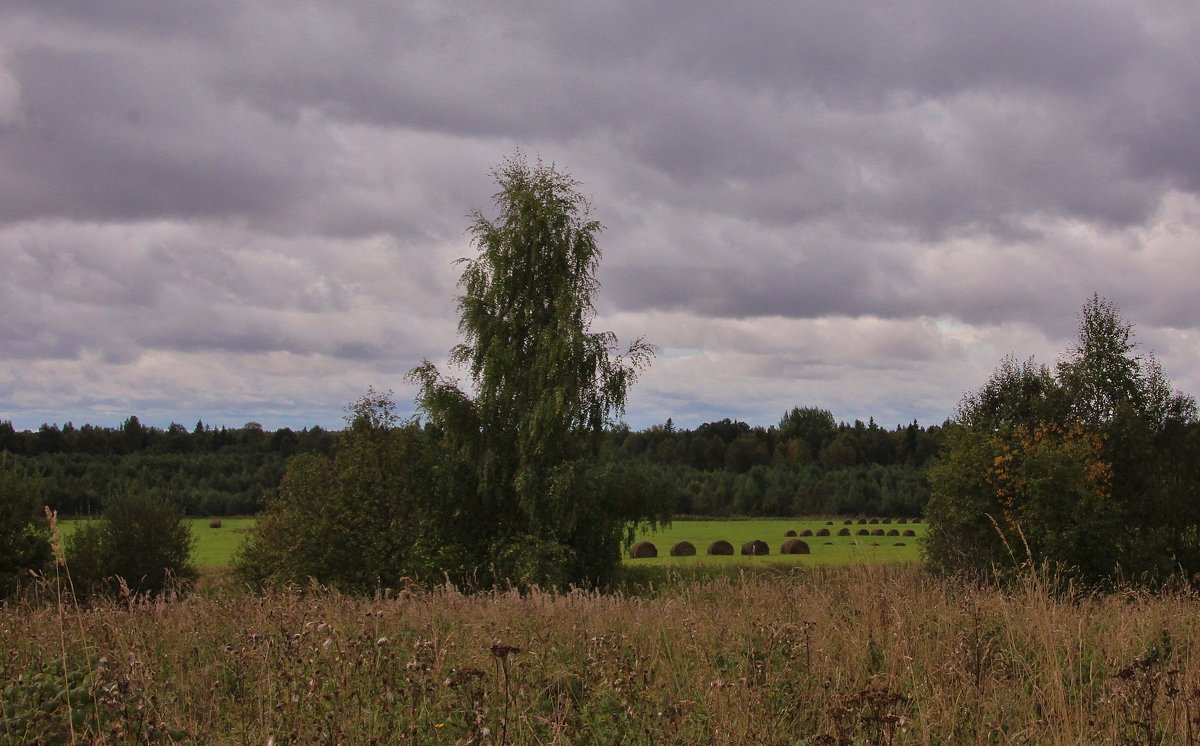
882,518 -> 892,524
670,541 -> 696,557
785,529 -> 797,537
824,542 -> 834,545
816,528 -> 830,537
708,540 -> 735,556
741,539 -> 770,556
893,542 -> 906,547
857,528 -> 870,536
887,529 -> 900,536
911,518 -> 922,524
800,529 -> 813,537
903,529 -> 916,537
837,527 -> 851,536
871,528 -> 885,536
825,520 -> 834,525
857,518 -> 867,524
208,518 -> 223,529
780,538 -> 810,554
868,518 -> 880,524
897,518 -> 908,524
630,541 -> 658,559
843,519 -> 854,525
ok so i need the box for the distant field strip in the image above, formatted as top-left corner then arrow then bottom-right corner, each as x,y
632,517 -> 924,566
58,517 -> 258,569
56,516 -> 923,569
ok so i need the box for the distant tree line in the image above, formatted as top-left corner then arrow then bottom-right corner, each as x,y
0,417 -> 336,516
611,411 -> 943,517
0,410 -> 943,520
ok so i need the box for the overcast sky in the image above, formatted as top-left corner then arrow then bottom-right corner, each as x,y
3,1 -> 1199,433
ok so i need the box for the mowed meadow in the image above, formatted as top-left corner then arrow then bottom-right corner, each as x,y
6,562 -> 1200,744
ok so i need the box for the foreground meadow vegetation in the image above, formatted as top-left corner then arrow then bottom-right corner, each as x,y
5,565 -> 1200,744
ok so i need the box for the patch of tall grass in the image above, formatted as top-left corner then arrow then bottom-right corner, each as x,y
4,562 -> 1200,743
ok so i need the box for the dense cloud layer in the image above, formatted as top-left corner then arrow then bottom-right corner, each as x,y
2,1 -> 1198,430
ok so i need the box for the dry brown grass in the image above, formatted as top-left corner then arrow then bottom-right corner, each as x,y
5,566 -> 1200,743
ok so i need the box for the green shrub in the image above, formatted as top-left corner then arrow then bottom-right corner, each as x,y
235,397 -> 469,592
925,297 -> 1200,585
66,489 -> 195,599
0,457 -> 52,598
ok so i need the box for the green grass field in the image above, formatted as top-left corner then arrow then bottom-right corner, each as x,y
632,516 -> 924,566
57,515 -> 925,570
59,516 -> 258,569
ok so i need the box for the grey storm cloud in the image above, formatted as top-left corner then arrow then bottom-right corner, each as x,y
1,0 -> 1199,430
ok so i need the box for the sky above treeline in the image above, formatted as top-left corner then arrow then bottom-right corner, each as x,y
3,2 -> 1200,433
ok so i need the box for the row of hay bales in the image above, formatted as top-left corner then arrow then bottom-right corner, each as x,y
629,536 -> 915,558
785,527 -> 917,538
629,539 -> 812,558
630,522 -> 923,558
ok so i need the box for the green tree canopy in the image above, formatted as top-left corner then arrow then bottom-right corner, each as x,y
235,391 -> 470,592
0,455 -> 52,599
924,296 -> 1199,584
66,488 -> 196,600
410,154 -> 669,587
